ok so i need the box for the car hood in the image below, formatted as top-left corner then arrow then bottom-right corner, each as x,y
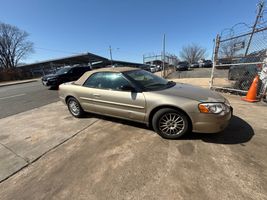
42,74 -> 58,79
151,83 -> 225,102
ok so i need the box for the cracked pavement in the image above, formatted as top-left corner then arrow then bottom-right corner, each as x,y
0,93 -> 266,200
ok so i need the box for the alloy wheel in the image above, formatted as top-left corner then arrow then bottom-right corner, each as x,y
158,113 -> 185,135
69,100 -> 80,116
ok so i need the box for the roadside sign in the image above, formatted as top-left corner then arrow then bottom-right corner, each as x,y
233,41 -> 245,50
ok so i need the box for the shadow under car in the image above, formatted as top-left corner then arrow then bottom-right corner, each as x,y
83,113 -> 254,144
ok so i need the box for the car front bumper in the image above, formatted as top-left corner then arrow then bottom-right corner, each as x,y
42,79 -> 57,87
191,107 -> 233,133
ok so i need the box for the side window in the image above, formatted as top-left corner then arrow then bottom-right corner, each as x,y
127,70 -> 153,82
72,68 -> 83,75
105,73 -> 131,90
67,68 -> 73,74
78,67 -> 90,75
83,72 -> 104,88
83,72 -> 131,91
70,68 -> 77,74
74,68 -> 83,75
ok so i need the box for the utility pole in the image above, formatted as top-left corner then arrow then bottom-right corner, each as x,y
109,45 -> 113,67
245,0 -> 264,56
162,34 -> 166,77
143,54 -> 145,64
210,34 -> 220,89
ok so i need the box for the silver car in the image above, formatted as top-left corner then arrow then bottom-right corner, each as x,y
59,67 -> 232,139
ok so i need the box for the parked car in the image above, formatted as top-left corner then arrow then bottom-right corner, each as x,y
59,67 -> 232,139
150,65 -> 157,73
199,60 -> 212,68
202,60 -> 213,68
228,65 -> 260,81
138,65 -> 151,72
190,63 -> 199,68
176,62 -> 189,71
42,66 -> 91,89
156,65 -> 162,71
216,58 -> 234,69
228,56 -> 263,91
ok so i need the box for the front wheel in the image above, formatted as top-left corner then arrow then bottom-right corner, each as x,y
67,97 -> 84,118
152,108 -> 190,139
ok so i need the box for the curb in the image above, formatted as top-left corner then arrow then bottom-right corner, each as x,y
0,79 -> 39,87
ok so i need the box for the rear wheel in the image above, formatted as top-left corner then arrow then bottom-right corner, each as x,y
67,97 -> 84,118
152,108 -> 190,139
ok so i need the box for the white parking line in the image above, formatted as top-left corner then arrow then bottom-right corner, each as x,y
0,93 -> 26,100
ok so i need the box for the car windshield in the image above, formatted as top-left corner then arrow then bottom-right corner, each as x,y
124,70 -> 175,91
55,68 -> 71,75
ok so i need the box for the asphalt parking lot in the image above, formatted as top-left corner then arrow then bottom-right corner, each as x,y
0,80 -> 59,118
0,78 -> 266,200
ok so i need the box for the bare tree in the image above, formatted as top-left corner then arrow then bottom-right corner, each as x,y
219,38 -> 242,59
0,22 -> 34,69
179,43 -> 207,63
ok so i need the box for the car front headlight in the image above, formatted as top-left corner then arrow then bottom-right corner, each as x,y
198,103 -> 230,114
47,77 -> 56,81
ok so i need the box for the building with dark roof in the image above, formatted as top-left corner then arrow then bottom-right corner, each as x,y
18,52 -> 143,76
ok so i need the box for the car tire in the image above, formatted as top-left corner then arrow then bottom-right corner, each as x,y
152,108 -> 190,139
67,97 -> 84,118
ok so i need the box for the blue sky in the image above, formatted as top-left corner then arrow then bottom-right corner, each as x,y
0,0 -> 261,64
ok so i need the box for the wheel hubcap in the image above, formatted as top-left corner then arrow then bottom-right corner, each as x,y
159,113 -> 185,135
69,100 -> 80,115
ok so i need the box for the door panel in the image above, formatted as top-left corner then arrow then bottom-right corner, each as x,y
78,87 -> 146,122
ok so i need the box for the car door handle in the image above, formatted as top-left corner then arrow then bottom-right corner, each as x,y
93,94 -> 101,98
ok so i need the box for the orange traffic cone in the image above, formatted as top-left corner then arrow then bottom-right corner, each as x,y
242,75 -> 260,102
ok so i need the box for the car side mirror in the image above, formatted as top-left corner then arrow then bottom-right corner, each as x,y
120,85 -> 136,92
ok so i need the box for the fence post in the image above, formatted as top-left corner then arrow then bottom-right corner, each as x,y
260,50 -> 267,99
162,34 -> 166,78
210,34 -> 220,89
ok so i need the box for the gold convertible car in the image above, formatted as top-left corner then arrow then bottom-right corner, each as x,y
59,67 -> 232,139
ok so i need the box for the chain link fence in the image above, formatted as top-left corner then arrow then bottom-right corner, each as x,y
162,65 -> 176,78
210,26 -> 267,95
143,53 -> 178,78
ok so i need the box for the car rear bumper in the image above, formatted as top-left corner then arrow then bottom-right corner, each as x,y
191,107 -> 233,133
